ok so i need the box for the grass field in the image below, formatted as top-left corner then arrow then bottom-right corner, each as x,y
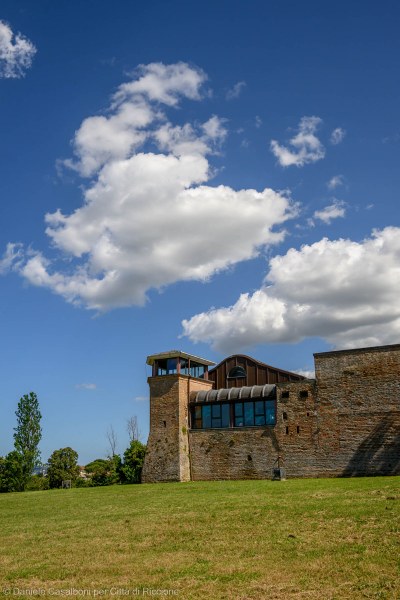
0,477 -> 399,599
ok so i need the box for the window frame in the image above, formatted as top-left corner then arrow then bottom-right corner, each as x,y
191,398 -> 276,430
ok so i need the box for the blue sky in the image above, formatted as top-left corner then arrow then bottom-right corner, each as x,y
1,1 -> 399,464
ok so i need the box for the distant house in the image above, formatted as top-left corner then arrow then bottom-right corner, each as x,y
32,464 -> 48,476
78,466 -> 89,479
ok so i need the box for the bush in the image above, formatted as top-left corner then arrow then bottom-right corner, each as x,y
74,477 -> 93,488
25,475 -> 49,491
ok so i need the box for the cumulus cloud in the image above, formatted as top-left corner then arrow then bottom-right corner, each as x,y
182,227 -> 400,352
330,127 -> 346,145
327,175 -> 344,190
226,81 -> 246,100
0,20 -> 36,78
12,62 -> 296,311
313,200 -> 346,224
270,116 -> 325,167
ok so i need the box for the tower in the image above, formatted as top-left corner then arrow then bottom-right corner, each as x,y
141,351 -> 214,483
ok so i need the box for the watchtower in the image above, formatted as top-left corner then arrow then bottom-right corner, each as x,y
141,351 -> 215,483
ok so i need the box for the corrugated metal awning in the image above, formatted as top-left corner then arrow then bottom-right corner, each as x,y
190,384 -> 276,403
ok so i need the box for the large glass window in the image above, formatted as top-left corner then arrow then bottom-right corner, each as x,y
190,361 -> 205,378
192,400 -> 275,429
156,358 -> 177,375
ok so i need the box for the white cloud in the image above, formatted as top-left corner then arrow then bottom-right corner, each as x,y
330,127 -> 346,145
76,383 -> 97,390
12,62 -> 297,311
270,116 -> 325,167
255,116 -> 262,128
115,62 -> 207,106
327,175 -> 344,190
313,200 -> 346,224
134,396 -> 148,402
0,243 -> 24,274
293,369 -> 315,379
0,20 -> 36,78
226,81 -> 246,100
182,227 -> 400,352
64,62 -> 207,177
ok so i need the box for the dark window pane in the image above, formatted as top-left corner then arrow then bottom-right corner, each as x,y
211,418 -> 221,428
221,404 -> 230,427
255,400 -> 264,415
190,361 -> 205,378
227,366 -> 247,378
235,416 -> 244,427
212,404 -> 221,418
180,358 -> 189,375
255,415 -> 266,426
202,405 -> 211,428
244,402 -> 254,426
156,359 -> 168,375
194,406 -> 202,419
166,358 -> 177,374
266,400 -> 275,425
235,403 -> 243,417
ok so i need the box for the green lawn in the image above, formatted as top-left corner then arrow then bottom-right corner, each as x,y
0,477 -> 399,599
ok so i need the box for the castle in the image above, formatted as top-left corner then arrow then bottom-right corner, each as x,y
141,344 -> 400,482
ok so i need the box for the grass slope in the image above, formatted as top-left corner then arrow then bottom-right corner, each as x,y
0,478 -> 399,599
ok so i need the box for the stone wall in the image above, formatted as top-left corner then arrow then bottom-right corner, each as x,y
144,345 -> 400,482
189,345 -> 400,480
189,380 -> 318,480
313,345 -> 400,476
141,375 -> 212,483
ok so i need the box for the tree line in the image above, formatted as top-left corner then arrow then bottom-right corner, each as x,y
0,392 -> 146,493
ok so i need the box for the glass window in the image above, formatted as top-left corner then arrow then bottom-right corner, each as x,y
166,358 -> 177,374
211,404 -> 221,428
255,400 -> 264,415
190,361 -> 205,378
221,404 -> 230,428
191,400 -> 276,430
234,402 -> 244,427
235,403 -> 243,417
266,400 -> 275,425
156,359 -> 167,375
180,358 -> 189,375
244,402 -> 254,426
227,366 -> 247,378
202,405 -> 211,428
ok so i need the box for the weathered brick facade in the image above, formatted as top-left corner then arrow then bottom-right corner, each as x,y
142,344 -> 400,482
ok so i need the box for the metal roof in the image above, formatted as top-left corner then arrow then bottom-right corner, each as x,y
190,384 -> 276,403
146,350 -> 216,367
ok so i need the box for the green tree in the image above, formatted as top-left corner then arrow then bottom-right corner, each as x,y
85,456 -> 122,486
47,447 -> 79,488
0,451 -> 25,492
122,440 -> 146,484
13,392 -> 42,489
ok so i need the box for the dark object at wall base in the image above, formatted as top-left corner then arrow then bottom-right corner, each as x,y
272,467 -> 286,480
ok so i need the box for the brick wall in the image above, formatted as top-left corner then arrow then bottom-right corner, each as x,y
142,375 -> 212,483
144,345 -> 400,482
313,345 -> 400,476
189,346 -> 400,480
